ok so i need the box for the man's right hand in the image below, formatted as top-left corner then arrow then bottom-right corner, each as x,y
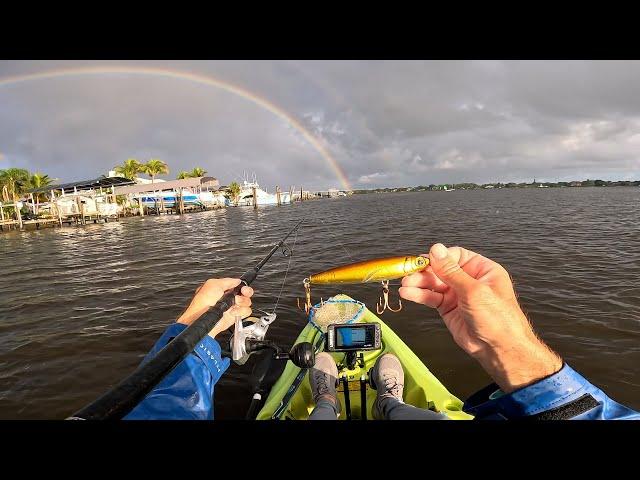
177,278 -> 254,339
400,243 -> 562,393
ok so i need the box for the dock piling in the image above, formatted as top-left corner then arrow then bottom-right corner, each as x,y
179,188 -> 185,214
29,193 -> 37,215
159,193 -> 166,215
16,203 -> 23,230
51,190 -> 63,227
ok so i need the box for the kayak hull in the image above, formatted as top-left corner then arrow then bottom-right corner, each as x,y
256,294 -> 473,420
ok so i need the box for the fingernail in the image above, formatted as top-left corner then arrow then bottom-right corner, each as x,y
431,243 -> 448,260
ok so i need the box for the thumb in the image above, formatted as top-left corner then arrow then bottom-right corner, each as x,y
429,243 -> 477,293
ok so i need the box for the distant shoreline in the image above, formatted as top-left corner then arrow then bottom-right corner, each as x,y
351,180 -> 640,194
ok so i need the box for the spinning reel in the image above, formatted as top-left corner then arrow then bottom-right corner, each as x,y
230,309 -> 315,369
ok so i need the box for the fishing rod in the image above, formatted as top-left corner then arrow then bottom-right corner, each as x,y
69,219 -> 305,420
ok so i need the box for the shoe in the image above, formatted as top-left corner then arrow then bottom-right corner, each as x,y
369,353 -> 404,419
309,352 -> 341,414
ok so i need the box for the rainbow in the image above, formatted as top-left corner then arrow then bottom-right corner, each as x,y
0,65 -> 352,190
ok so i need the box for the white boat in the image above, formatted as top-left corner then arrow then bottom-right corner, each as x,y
134,189 -> 210,208
199,191 -> 227,207
235,180 -> 292,206
51,194 -> 118,217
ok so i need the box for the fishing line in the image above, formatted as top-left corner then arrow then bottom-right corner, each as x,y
271,224 -> 299,314
319,217 -> 354,261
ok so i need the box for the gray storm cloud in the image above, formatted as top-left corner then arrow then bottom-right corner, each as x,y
1,60 -> 639,190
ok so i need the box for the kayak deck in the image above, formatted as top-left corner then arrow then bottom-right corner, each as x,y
256,294 -> 473,420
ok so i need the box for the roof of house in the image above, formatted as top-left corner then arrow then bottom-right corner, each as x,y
27,176 -> 135,194
113,177 -> 219,195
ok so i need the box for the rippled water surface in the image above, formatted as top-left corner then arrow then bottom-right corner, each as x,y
1,187 -> 639,419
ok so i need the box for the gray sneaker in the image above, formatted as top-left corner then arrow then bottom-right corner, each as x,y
369,353 -> 404,419
309,352 -> 341,413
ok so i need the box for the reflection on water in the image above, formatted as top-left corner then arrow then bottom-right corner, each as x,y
1,188 -> 639,419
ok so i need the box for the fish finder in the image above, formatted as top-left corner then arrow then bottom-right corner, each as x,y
326,323 -> 381,352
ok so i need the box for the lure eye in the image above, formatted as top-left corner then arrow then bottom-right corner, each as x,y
416,257 -> 426,266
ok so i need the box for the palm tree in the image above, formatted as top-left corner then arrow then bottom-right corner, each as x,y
114,158 -> 144,181
28,172 -> 53,212
0,168 -> 31,202
228,181 -> 241,206
190,167 -> 207,178
143,159 -> 169,183
177,171 -> 191,179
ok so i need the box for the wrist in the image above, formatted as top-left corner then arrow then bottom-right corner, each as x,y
208,322 -> 224,339
474,339 -> 563,394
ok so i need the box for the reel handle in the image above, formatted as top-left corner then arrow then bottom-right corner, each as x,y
270,342 -> 315,369
287,342 -> 315,369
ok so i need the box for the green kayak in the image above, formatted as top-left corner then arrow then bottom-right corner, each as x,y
256,294 -> 473,420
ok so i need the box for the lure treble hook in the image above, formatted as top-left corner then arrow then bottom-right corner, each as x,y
376,280 -> 402,314
297,278 -> 312,314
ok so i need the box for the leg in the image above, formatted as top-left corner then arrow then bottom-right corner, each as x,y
377,397 -> 449,420
308,399 -> 340,420
308,352 -> 341,420
370,353 -> 449,420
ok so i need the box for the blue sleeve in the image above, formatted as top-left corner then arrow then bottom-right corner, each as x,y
463,363 -> 640,420
124,323 -> 231,420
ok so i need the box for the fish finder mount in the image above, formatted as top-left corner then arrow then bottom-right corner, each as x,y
340,351 -> 365,371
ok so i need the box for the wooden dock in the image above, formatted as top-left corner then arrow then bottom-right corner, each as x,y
0,219 -> 20,231
0,217 -> 62,232
120,202 -> 223,217
0,215 -> 118,232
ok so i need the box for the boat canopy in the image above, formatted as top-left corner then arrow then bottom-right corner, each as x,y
27,176 -> 135,194
113,177 -> 220,195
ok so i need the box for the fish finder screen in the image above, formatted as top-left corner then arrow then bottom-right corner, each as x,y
336,326 -> 370,348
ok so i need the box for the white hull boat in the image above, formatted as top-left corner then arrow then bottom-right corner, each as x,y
235,181 -> 292,206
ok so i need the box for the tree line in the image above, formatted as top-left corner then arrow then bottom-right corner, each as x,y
0,168 -> 53,203
112,158 -> 208,182
352,179 -> 640,194
1,158 -> 211,204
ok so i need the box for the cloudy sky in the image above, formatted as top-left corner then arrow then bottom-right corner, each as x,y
1,60 -> 639,190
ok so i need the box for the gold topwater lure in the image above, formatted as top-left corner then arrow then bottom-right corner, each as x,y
299,255 -> 429,315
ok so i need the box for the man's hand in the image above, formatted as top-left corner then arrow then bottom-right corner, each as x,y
177,278 -> 254,339
399,243 -> 562,393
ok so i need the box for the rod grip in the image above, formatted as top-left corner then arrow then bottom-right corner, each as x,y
240,269 -> 258,286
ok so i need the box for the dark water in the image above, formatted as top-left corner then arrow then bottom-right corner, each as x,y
1,187 -> 639,419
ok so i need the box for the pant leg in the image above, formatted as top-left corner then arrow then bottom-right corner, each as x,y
308,399 -> 339,420
379,397 -> 449,420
